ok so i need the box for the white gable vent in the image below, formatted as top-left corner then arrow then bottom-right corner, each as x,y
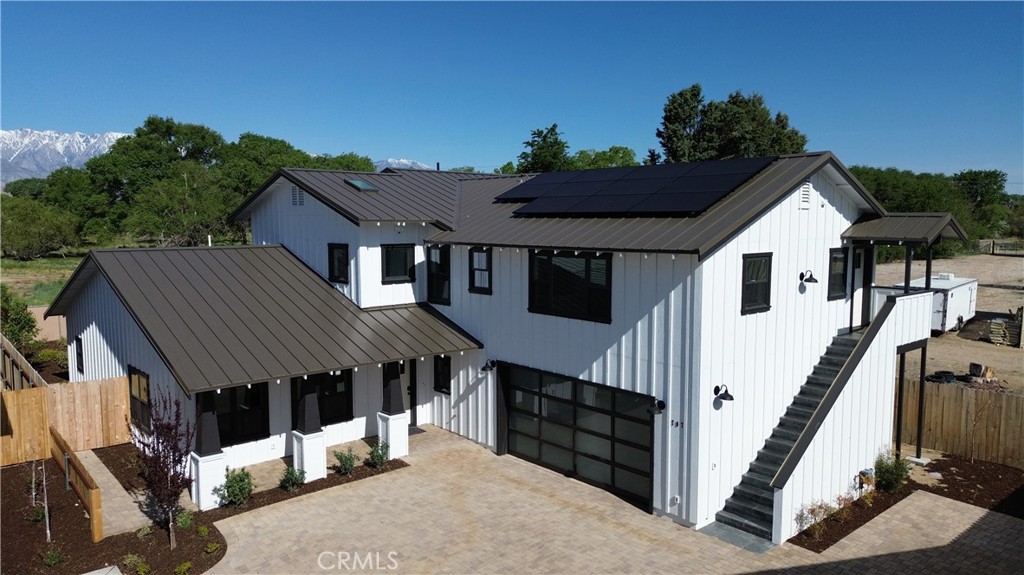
291,186 -> 304,206
798,182 -> 811,210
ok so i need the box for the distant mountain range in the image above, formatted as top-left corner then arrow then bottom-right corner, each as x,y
0,129 -> 434,186
1,129 -> 128,184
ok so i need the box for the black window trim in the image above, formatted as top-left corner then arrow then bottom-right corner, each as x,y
827,247 -> 849,301
328,243 -> 349,284
128,365 -> 151,433
741,252 -> 773,315
468,246 -> 493,295
433,354 -> 452,395
427,244 -> 451,305
75,335 -> 84,374
381,243 -> 416,285
291,370 -> 355,428
528,249 -> 612,324
199,382 -> 271,448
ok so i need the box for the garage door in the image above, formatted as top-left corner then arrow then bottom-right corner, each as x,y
501,364 -> 654,511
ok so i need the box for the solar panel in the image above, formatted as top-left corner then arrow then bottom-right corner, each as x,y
498,156 -> 777,217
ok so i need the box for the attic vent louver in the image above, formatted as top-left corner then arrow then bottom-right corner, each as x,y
798,182 -> 811,210
345,178 -> 379,193
291,186 -> 305,206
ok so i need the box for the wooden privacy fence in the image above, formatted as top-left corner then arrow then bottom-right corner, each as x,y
899,379 -> 1024,469
51,425 -> 103,542
1,332 -> 48,390
1,377 -> 130,466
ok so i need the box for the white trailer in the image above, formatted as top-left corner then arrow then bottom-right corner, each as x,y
896,273 -> 978,332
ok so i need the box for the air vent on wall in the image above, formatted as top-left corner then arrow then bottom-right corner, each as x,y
291,186 -> 305,206
798,182 -> 811,210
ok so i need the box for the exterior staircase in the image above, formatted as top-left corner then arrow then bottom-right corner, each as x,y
715,332 -> 861,540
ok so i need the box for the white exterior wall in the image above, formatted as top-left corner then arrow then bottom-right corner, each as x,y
433,246 -> 698,523
420,349 -> 494,448
774,290 -> 932,542
691,171 -> 865,527
356,223 -> 432,308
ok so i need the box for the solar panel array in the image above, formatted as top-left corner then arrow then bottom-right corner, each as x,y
497,156 -> 778,217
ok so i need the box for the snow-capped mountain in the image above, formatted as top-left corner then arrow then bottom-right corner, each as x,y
374,158 -> 432,172
1,129 -> 128,184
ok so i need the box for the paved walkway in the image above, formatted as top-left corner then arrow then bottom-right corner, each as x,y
209,426 -> 1024,574
76,450 -> 151,537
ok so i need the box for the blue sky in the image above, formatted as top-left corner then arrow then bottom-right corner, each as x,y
2,2 -> 1022,193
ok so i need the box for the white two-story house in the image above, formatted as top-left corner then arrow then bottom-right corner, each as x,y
47,151 -> 965,543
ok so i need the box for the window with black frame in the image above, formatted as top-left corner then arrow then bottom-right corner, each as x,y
468,247 -> 492,295
741,253 -> 772,314
529,250 -> 611,323
382,244 -> 415,284
433,355 -> 451,394
427,245 -> 451,305
328,243 -> 349,284
198,382 -> 270,448
128,366 -> 151,432
827,248 -> 848,301
291,371 -> 354,428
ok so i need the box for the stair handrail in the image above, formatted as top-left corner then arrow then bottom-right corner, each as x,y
769,294 -> 901,489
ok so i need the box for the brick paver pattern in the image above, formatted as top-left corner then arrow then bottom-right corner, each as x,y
208,426 -> 1024,574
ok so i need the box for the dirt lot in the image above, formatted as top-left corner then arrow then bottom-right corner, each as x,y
875,254 -> 1023,393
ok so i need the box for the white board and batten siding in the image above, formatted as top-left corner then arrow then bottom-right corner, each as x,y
432,245 -> 699,523
691,170 -> 868,528
247,177 -> 434,308
773,290 -> 932,543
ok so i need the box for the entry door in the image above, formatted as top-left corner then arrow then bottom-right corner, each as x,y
850,246 -> 873,330
404,360 -> 417,427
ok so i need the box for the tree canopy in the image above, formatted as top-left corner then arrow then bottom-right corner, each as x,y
0,196 -> 78,259
655,83 -> 807,162
498,123 -> 638,173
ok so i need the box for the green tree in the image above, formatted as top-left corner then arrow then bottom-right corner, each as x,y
123,161 -> 238,246
517,124 -> 574,173
3,178 -> 47,201
572,146 -> 638,169
656,83 -> 807,162
40,167 -> 114,239
0,196 -> 78,259
494,161 -> 517,174
643,149 -> 662,165
952,170 -> 1009,237
447,166 -> 478,173
0,284 -> 39,348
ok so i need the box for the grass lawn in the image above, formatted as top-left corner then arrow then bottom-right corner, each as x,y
1,256 -> 83,306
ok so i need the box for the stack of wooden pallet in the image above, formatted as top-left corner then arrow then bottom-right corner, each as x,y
988,307 -> 1023,347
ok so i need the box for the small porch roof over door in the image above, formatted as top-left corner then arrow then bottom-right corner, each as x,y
841,212 -> 968,246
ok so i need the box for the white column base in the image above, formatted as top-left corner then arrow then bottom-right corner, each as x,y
377,411 -> 409,459
291,429 -> 327,481
190,451 -> 227,511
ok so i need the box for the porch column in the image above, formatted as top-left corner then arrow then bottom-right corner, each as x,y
915,342 -> 928,459
925,245 -> 933,289
190,410 -> 226,511
895,354 -> 906,458
291,392 -> 327,481
378,362 -> 408,458
903,245 -> 912,293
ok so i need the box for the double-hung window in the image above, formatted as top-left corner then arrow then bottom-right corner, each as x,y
291,370 -> 354,428
427,245 -> 451,305
529,250 -> 612,323
382,244 -> 415,284
468,247 -> 492,295
741,253 -> 772,315
128,366 -> 151,432
827,248 -> 849,301
328,243 -> 349,284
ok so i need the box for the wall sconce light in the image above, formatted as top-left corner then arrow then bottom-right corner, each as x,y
714,385 -> 734,401
480,360 -> 497,372
648,398 -> 666,415
799,270 -> 818,284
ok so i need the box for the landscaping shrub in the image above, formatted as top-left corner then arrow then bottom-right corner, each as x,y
39,546 -> 64,567
874,451 -> 912,492
175,508 -> 193,529
136,562 -> 152,575
136,525 -> 152,539
29,505 -> 46,522
33,347 -> 68,369
213,467 -> 253,506
279,465 -> 306,492
121,554 -> 143,570
333,446 -> 357,475
174,560 -> 192,575
367,441 -> 390,468
205,542 -> 221,554
795,500 -> 837,540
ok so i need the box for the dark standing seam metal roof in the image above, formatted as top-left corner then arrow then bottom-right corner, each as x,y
229,168 -> 500,229
45,246 -> 481,394
429,153 -> 887,259
841,212 -> 969,245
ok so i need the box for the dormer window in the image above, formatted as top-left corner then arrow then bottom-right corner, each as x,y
345,178 -> 379,193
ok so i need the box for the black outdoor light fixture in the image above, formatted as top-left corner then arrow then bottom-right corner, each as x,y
714,385 -> 735,401
648,398 -> 666,415
481,360 -> 497,372
799,270 -> 818,284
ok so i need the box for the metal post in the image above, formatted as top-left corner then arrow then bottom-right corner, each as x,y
925,245 -> 933,290
895,353 -> 906,458
903,245 -> 912,294
916,341 -> 928,459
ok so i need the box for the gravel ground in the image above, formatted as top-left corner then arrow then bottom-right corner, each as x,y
875,254 -> 1023,393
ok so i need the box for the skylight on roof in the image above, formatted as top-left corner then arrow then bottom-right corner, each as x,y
345,178 -> 379,192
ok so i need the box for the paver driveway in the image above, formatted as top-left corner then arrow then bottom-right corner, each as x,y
210,426 -> 1023,574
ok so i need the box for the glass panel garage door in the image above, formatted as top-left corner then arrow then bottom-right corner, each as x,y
505,364 -> 653,510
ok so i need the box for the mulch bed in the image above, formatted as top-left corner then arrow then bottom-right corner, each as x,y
25,339 -> 69,384
788,455 -> 1024,553
4,443 -> 408,574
